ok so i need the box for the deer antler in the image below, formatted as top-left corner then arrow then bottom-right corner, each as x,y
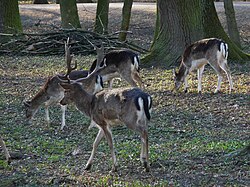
86,42 -> 106,77
65,37 -> 77,76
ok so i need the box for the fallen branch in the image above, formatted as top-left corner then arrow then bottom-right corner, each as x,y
0,29 -> 148,55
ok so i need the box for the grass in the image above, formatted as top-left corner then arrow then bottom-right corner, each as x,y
0,54 -> 249,186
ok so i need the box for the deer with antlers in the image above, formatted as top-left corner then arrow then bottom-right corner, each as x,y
59,79 -> 152,172
23,39 -> 105,130
89,49 -> 143,89
173,38 -> 233,93
58,47 -> 152,171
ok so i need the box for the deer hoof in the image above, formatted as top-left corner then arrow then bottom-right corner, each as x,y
214,90 -> 221,94
111,166 -> 118,172
143,161 -> 150,172
85,163 -> 92,170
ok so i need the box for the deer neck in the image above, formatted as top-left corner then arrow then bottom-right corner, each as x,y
73,89 -> 94,118
178,61 -> 188,79
30,88 -> 49,109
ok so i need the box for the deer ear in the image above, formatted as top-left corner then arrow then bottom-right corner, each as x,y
23,101 -> 31,107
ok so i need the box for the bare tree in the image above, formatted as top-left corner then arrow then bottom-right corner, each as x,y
33,0 -> 48,4
0,0 -> 22,34
59,0 -> 81,29
94,0 -> 109,34
223,0 -> 241,48
119,0 -> 133,41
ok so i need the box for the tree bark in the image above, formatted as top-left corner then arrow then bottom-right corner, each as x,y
144,0 -> 203,66
119,0 -> 133,41
0,0 -> 22,34
223,0 -> 241,48
201,0 -> 248,60
33,0 -> 48,4
143,0 -> 249,67
77,0 -> 93,2
94,0 -> 109,34
59,0 -> 81,29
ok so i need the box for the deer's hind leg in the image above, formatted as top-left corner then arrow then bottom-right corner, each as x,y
219,60 -> 233,93
209,62 -> 224,93
140,129 -> 149,172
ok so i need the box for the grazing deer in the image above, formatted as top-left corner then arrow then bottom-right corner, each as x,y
0,136 -> 11,164
60,81 -> 152,172
173,38 -> 233,93
89,49 -> 143,89
23,39 -> 105,130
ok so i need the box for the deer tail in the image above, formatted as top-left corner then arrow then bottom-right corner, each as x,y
219,41 -> 229,59
133,55 -> 140,72
135,94 -> 152,121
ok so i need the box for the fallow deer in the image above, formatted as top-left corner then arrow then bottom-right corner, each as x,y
60,82 -> 152,172
89,49 -> 143,89
23,39 -> 105,130
173,38 -> 233,93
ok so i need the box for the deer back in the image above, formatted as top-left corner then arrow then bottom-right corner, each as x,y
89,49 -> 140,80
183,38 -> 228,67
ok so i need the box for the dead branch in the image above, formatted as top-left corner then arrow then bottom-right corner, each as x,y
0,29 -> 148,55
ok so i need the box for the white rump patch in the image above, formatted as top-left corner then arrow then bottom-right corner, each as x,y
148,96 -> 152,113
136,97 -> 144,124
94,75 -> 103,94
220,42 -> 228,59
133,56 -> 139,71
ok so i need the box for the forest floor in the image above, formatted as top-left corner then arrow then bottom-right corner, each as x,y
0,2 -> 249,186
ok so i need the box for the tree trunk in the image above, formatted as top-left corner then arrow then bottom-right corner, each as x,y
119,0 -> 133,41
77,0 -> 93,2
0,0 -> 22,34
144,0 -> 203,66
33,0 -> 48,4
201,0 -> 248,60
223,0 -> 241,48
59,0 -> 81,29
94,0 -> 109,34
143,0 -> 249,67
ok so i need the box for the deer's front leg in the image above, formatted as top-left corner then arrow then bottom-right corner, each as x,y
184,76 -> 188,93
197,65 -> 205,93
85,128 -> 104,170
102,126 -> 117,172
45,106 -> 50,124
60,105 -> 67,130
